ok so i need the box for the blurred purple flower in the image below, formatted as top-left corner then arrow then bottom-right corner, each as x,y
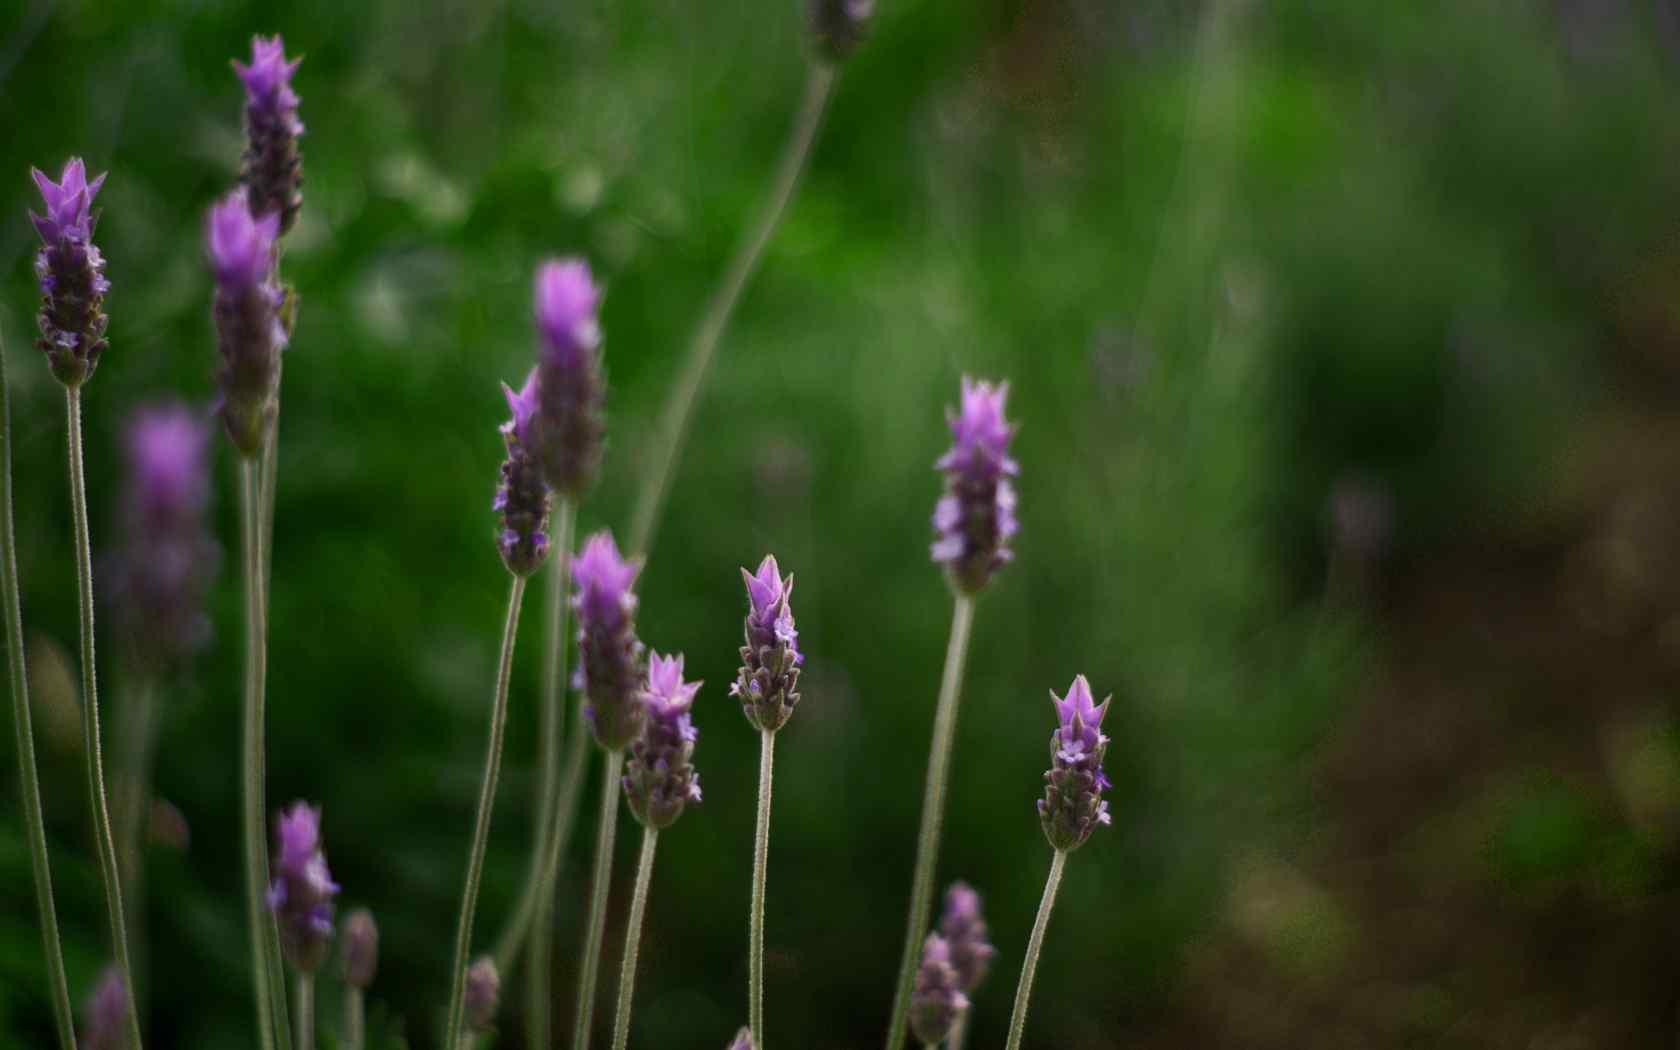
206,190 -> 286,455
530,258 -> 606,498
732,555 -> 802,733
79,966 -> 127,1050
908,933 -> 968,1046
572,531 -> 646,750
30,158 -> 110,388
266,801 -> 339,971
1037,675 -> 1111,853
233,35 -> 304,233
464,956 -> 500,1032
937,881 -> 994,993
727,1028 -> 754,1050
625,650 -> 703,828
931,377 -> 1018,594
341,908 -> 378,989
493,371 -> 553,577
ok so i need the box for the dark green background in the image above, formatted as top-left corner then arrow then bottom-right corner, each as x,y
5,0 -> 1680,1047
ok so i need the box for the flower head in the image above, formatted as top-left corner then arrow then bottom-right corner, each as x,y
30,158 -> 111,387
341,908 -> 379,989
908,933 -> 969,1046
732,554 -> 802,732
206,189 -> 286,455
266,802 -> 340,971
1037,675 -> 1112,852
79,967 -> 128,1050
931,377 -> 1019,594
206,191 -> 279,293
464,956 -> 500,1032
625,651 -> 703,828
937,881 -> 995,993
572,531 -> 646,750
493,371 -> 552,577
529,258 -> 606,497
809,0 -> 873,62
233,35 -> 305,232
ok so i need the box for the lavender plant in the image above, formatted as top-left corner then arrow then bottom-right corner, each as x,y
936,883 -> 994,1050
1004,676 -> 1111,1050
268,802 -> 340,1050
732,554 -> 801,1048
886,377 -> 1017,1050
340,909 -> 378,1050
464,956 -> 501,1037
80,967 -> 129,1050
908,934 -> 968,1048
31,157 -> 145,1050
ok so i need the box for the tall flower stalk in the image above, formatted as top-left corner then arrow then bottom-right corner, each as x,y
32,157 -> 143,1050
732,555 -> 802,1049
1004,676 -> 1111,1050
1,324 -> 76,1050
886,378 -> 1018,1050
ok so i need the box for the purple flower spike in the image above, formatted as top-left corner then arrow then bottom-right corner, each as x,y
464,956 -> 501,1033
30,158 -> 111,388
931,377 -> 1019,594
266,801 -> 340,972
233,35 -> 304,233
731,554 -> 802,733
727,1028 -> 754,1050
341,908 -> 379,989
1037,675 -> 1112,853
572,531 -> 646,751
937,881 -> 995,993
625,650 -> 703,829
529,258 -> 606,498
112,403 -> 218,672
79,966 -> 128,1050
493,370 -> 553,577
206,190 -> 286,455
908,933 -> 969,1046
809,0 -> 873,62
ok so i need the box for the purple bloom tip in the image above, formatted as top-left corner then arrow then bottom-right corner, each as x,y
501,368 -> 540,445
534,257 -> 601,361
646,651 -> 703,715
30,158 -> 106,245
267,801 -> 339,970
573,531 -> 639,614
938,377 -> 1017,475
206,190 -> 278,292
80,966 -> 128,1050
233,35 -> 302,107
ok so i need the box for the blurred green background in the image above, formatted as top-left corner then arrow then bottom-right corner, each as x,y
6,0 -> 1680,1046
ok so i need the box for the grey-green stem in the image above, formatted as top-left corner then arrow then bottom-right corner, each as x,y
344,986 -> 364,1050
571,749 -> 625,1050
293,972 -> 314,1050
627,61 -> 836,557
497,698 -> 590,972
749,727 -> 775,1049
67,386 -> 144,1050
443,573 -> 528,1049
1003,850 -> 1067,1050
3,332 -> 76,1050
884,593 -> 976,1050
240,460 -> 282,1050
609,826 -> 660,1050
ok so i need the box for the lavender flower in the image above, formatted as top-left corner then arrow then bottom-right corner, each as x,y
494,371 -> 553,576
573,531 -> 646,750
341,908 -> 378,988
810,0 -> 873,62
207,190 -> 286,455
464,956 -> 500,1032
1037,675 -> 1111,853
266,801 -> 340,971
937,881 -> 995,993
30,159 -> 110,388
111,404 -> 217,673
624,651 -> 703,828
234,35 -> 304,233
732,555 -> 802,733
79,967 -> 127,1050
930,377 -> 1018,594
530,259 -> 606,498
727,1028 -> 754,1050
908,933 -> 969,1046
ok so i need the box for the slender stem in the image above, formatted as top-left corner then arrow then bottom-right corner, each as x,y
117,678 -> 159,1015
2,334 -> 75,1050
1003,851 -> 1067,1050
497,701 -> 591,971
240,460 -> 280,1050
293,972 -> 314,1050
610,827 -> 660,1050
749,728 -> 775,1050
884,594 -> 976,1050
525,499 -> 576,1050
571,749 -> 625,1050
443,574 -> 529,1049
945,1011 -> 968,1050
627,61 -> 837,557
344,987 -> 364,1050
66,386 -> 144,1050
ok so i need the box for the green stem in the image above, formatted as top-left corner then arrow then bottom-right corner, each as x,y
525,499 -> 576,1050
240,460 -> 281,1050
116,678 -> 159,1016
571,749 -> 625,1050
1003,851 -> 1067,1050
66,386 -> 143,1050
497,701 -> 590,971
884,593 -> 976,1050
748,728 -> 775,1049
443,574 -> 528,1049
344,987 -> 364,1050
945,1010 -> 968,1050
609,827 -> 659,1050
626,61 -> 836,557
2,332 -> 75,1050
293,971 -> 314,1050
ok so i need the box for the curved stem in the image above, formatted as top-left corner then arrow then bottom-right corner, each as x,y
749,728 -> 775,1049
443,574 -> 528,1049
1003,851 -> 1067,1050
117,678 -> 159,1017
571,749 -> 625,1050
945,1010 -> 968,1050
240,460 -> 280,1050
609,827 -> 659,1050
884,594 -> 975,1050
524,499 -> 576,1049
67,387 -> 143,1050
344,987 -> 364,1050
497,701 -> 591,971
2,334 -> 75,1050
293,971 -> 314,1050
627,61 -> 836,557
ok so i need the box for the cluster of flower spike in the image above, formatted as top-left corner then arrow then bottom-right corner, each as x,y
234,36 -> 305,233
1038,675 -> 1112,853
266,802 -> 340,972
573,531 -> 647,751
938,881 -> 995,994
531,259 -> 606,498
909,933 -> 968,1045
494,372 -> 554,576
732,555 -> 803,732
206,190 -> 287,455
625,651 -> 704,828
931,378 -> 1019,594
30,159 -> 110,388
